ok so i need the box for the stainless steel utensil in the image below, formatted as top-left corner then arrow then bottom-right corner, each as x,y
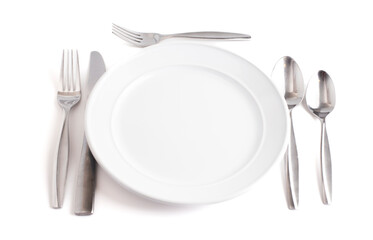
305,70 -> 335,205
74,52 -> 106,215
112,23 -> 251,47
52,50 -> 81,208
272,56 -> 304,210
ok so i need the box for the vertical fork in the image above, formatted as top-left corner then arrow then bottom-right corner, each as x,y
51,50 -> 81,208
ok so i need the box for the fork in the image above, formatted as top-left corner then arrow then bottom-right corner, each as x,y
51,50 -> 81,209
112,23 -> 251,47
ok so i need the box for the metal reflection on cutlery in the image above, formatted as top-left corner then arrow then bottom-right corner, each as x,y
112,23 -> 251,47
272,56 -> 304,210
74,51 -> 106,215
52,50 -> 81,209
305,70 -> 335,205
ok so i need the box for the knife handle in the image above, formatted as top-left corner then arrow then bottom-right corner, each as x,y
74,136 -> 97,215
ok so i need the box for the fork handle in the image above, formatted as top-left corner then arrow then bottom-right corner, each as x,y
51,109 -> 70,208
163,32 -> 251,40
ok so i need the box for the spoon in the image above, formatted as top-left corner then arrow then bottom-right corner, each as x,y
272,56 -> 304,210
305,70 -> 336,205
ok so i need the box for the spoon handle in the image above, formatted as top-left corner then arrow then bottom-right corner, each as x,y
320,120 -> 332,204
283,115 -> 299,210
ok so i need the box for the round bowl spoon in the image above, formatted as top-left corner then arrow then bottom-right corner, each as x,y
272,56 -> 304,210
305,70 -> 336,205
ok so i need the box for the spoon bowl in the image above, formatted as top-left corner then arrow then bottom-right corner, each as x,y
272,56 -> 304,110
305,70 -> 336,119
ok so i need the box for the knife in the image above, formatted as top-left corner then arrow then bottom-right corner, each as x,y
74,51 -> 106,215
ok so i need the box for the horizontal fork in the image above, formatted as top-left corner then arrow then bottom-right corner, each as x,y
112,23 -> 251,47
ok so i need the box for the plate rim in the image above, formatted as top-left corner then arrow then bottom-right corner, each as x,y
85,43 -> 290,205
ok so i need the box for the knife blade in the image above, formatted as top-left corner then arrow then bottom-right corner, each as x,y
74,51 -> 106,215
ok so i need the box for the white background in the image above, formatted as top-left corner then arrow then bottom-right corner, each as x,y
0,0 -> 371,239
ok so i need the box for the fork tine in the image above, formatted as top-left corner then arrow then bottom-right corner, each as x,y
66,50 -> 71,91
59,50 -> 81,92
112,24 -> 142,39
112,31 -> 141,46
70,50 -> 74,92
112,25 -> 142,42
74,50 -> 81,91
59,50 -> 65,91
112,30 -> 142,45
112,23 -> 140,35
64,50 -> 69,92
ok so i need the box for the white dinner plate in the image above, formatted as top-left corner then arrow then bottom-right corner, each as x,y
85,43 -> 289,205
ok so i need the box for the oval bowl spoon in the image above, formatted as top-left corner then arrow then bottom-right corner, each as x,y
305,70 -> 336,205
272,56 -> 304,210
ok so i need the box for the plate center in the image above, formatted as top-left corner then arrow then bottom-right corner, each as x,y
111,65 -> 263,186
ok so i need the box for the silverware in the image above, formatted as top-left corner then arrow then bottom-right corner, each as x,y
305,70 -> 335,205
272,56 -> 304,210
52,50 -> 81,208
112,23 -> 251,47
74,52 -> 106,215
